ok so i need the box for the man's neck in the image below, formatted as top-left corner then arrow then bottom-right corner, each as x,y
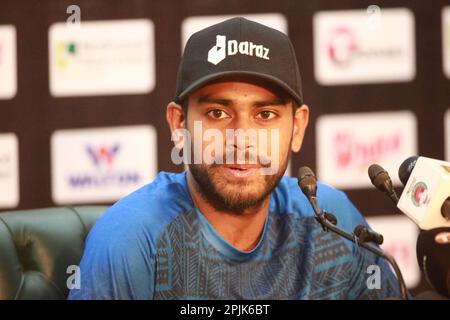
187,171 -> 270,252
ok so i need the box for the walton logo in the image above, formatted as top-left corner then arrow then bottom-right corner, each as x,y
68,143 -> 140,188
207,35 -> 270,65
86,144 -> 120,168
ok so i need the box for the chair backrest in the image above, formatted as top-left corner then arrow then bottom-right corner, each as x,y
0,206 -> 108,300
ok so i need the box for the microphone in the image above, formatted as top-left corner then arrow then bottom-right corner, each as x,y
297,167 -> 337,226
368,164 -> 399,204
395,156 -> 450,298
297,166 -> 317,199
398,156 -> 418,186
416,228 -> 450,298
297,166 -> 408,299
396,156 -> 450,230
353,225 -> 384,245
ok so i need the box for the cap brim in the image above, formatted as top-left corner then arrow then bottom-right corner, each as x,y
176,71 -> 302,105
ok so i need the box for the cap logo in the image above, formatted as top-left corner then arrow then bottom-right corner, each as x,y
207,35 -> 270,65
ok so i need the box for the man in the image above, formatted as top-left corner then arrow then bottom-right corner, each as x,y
69,17 -> 402,300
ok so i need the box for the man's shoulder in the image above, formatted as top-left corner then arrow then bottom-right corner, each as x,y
87,171 -> 193,248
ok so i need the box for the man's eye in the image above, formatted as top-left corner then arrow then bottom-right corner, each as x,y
207,109 -> 230,119
256,110 -> 277,120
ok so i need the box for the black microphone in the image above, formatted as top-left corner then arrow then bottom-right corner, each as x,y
416,228 -> 450,298
297,166 -> 317,199
398,156 -> 418,186
353,225 -> 384,245
297,167 -> 337,226
297,166 -> 408,299
368,164 -> 399,204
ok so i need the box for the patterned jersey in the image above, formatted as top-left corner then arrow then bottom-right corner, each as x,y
68,171 -> 402,300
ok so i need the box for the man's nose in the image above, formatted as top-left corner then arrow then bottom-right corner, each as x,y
228,114 -> 256,150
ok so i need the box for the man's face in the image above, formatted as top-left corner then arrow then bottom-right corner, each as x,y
179,80 -> 308,213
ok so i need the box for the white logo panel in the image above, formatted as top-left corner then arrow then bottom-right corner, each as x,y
182,13 -> 287,50
316,111 -> 417,189
0,133 -> 19,208
445,109 -> 450,161
366,215 -> 420,288
314,8 -> 415,85
443,7 -> 450,79
51,125 -> 157,204
0,25 -> 17,99
49,19 -> 155,97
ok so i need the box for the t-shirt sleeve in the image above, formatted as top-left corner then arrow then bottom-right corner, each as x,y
67,208 -> 156,300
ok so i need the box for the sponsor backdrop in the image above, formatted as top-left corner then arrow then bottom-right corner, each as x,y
0,0 -> 449,294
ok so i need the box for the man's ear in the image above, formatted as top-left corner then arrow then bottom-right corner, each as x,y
291,104 -> 309,153
166,101 -> 185,132
166,102 -> 186,148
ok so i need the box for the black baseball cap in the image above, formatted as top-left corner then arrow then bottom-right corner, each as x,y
175,17 -> 303,105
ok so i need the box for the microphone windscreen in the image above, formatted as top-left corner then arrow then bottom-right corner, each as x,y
368,164 -> 385,183
398,156 -> 418,186
297,166 -> 317,198
297,166 -> 315,181
416,227 -> 450,298
368,164 -> 392,192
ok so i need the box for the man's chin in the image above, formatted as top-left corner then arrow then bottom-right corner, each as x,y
189,163 -> 284,213
209,173 -> 274,210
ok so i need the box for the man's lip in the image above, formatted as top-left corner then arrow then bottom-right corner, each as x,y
220,165 -> 260,178
222,164 -> 262,170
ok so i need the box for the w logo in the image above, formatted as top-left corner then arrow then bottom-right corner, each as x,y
86,144 -> 120,168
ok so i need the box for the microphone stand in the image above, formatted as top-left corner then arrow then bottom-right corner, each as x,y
308,195 -> 409,300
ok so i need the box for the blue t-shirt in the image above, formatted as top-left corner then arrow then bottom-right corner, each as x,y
68,171 -> 402,300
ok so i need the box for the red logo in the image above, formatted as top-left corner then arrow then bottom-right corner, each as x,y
334,132 -> 401,169
411,182 -> 430,207
327,27 -> 358,66
86,144 -> 120,168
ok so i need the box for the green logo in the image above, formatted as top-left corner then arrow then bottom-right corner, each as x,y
55,41 -> 77,69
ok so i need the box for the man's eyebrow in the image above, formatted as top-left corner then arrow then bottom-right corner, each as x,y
197,95 -> 232,106
254,97 -> 289,107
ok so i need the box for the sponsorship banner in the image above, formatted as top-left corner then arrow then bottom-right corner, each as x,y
313,8 -> 415,85
446,109 -> 450,161
182,13 -> 287,49
316,111 -> 417,189
443,7 -> 450,79
49,19 -> 155,97
0,133 -> 19,208
0,25 -> 17,99
366,215 -> 420,288
51,125 -> 157,204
